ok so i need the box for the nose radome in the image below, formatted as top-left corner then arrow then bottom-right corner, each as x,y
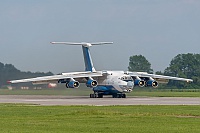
127,81 -> 134,89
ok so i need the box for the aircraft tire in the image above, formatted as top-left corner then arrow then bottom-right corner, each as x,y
122,94 -> 126,98
98,94 -> 103,98
90,93 -> 102,98
90,94 -> 95,98
117,94 -> 122,98
112,94 -> 117,98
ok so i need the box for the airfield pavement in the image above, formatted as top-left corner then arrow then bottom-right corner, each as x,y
0,95 -> 200,105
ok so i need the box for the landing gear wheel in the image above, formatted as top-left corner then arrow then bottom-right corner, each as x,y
122,94 -> 126,98
90,94 -> 95,98
90,93 -> 103,98
117,94 -> 122,98
98,94 -> 103,98
112,94 -> 117,98
112,94 -> 126,98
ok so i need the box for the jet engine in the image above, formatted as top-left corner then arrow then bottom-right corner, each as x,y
146,80 -> 158,88
134,79 -> 145,87
132,77 -> 145,87
58,79 -> 80,88
86,79 -> 98,87
66,80 -> 80,88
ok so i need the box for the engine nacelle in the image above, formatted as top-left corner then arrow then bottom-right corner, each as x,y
66,81 -> 80,88
134,79 -> 145,87
146,80 -> 158,88
86,79 -> 98,87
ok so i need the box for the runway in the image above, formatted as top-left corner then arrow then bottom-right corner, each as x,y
0,95 -> 200,105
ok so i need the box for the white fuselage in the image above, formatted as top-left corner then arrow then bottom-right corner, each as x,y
94,71 -> 134,93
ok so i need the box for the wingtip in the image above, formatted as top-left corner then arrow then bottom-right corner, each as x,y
186,79 -> 193,83
7,81 -> 11,84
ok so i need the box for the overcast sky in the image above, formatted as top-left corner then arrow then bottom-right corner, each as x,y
0,0 -> 200,74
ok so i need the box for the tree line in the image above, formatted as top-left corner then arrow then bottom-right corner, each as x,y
0,62 -> 53,87
128,53 -> 200,88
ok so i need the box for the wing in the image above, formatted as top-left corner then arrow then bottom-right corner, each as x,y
8,71 -> 103,84
129,72 -> 193,82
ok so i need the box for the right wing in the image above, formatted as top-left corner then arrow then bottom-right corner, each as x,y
8,71 -> 103,84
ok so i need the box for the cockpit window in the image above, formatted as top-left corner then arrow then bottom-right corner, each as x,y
121,76 -> 133,81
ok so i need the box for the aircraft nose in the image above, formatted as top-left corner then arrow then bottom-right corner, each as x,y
127,81 -> 134,89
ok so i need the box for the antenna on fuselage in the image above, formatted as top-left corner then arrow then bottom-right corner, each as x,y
51,42 -> 113,72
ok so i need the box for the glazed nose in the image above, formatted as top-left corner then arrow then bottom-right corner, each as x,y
127,81 -> 134,89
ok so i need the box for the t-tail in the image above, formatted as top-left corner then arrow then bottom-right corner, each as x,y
51,42 -> 113,72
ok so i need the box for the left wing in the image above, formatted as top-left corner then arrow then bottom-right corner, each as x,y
130,72 -> 193,82
127,71 -> 193,88
8,71 -> 102,84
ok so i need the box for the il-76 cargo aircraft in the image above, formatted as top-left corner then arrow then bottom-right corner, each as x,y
8,42 -> 193,98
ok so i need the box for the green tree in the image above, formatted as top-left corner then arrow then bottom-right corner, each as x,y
0,62 -> 53,87
128,55 -> 153,73
164,53 -> 200,88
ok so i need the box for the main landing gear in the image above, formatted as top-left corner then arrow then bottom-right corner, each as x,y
90,93 -> 103,98
112,93 -> 126,98
89,93 -> 126,98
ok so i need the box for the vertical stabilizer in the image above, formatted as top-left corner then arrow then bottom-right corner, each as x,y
51,42 -> 113,72
82,46 -> 96,72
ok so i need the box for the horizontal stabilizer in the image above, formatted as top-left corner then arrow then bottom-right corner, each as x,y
51,42 -> 113,47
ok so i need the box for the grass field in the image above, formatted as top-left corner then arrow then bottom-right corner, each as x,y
0,104 -> 199,133
127,88 -> 200,97
1,87 -> 200,97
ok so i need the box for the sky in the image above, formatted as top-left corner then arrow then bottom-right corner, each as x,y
0,0 -> 200,74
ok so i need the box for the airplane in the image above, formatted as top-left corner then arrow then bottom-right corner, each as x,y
8,42 -> 193,98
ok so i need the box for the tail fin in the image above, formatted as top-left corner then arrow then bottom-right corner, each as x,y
82,45 -> 96,72
51,42 -> 113,72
